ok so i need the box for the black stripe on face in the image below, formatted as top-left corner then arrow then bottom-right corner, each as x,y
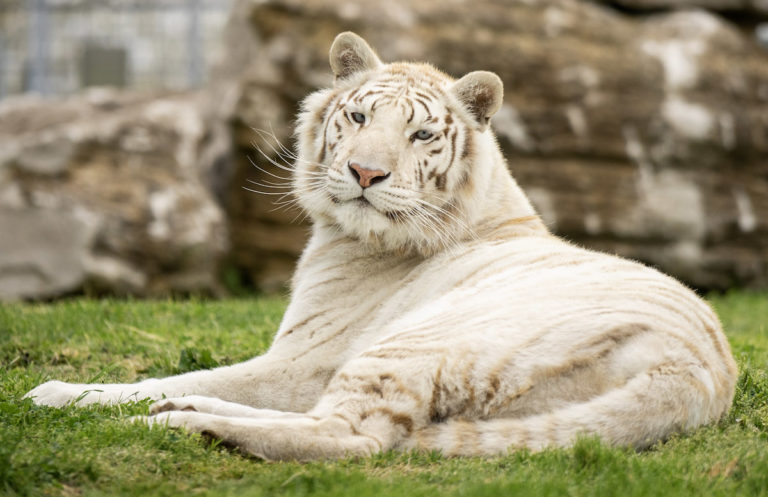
456,169 -> 472,190
347,88 -> 361,103
413,97 -> 433,119
414,91 -> 435,102
318,97 -> 344,163
406,100 -> 415,124
417,160 -> 424,186
434,172 -> 447,191
461,130 -> 473,160
429,127 -> 457,191
447,129 -> 458,170
370,83 -> 404,93
426,165 -> 446,191
417,86 -> 442,100
359,89 -> 383,102
325,117 -> 341,157
313,94 -> 336,140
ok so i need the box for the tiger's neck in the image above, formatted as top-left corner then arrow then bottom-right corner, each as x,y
460,134 -> 549,241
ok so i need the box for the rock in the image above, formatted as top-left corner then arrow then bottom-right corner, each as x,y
225,0 -> 768,290
0,89 -> 230,300
600,0 -> 768,15
0,208 -> 94,300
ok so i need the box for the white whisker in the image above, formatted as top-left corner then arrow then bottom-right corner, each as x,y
246,179 -> 293,190
247,156 -> 293,182
242,186 -> 294,196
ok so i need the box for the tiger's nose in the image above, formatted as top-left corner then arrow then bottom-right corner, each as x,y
349,162 -> 391,188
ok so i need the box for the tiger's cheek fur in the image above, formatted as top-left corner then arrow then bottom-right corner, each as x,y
417,115 -> 473,196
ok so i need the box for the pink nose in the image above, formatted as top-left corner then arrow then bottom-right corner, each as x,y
349,162 -> 390,188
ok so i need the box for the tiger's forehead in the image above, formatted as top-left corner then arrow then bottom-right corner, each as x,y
383,62 -> 453,88
346,62 -> 453,109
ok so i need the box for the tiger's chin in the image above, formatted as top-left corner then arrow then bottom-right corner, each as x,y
323,204 -> 453,257
331,201 -> 400,240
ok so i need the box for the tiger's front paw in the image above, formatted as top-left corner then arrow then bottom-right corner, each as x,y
24,381 -> 102,407
24,380 -> 158,407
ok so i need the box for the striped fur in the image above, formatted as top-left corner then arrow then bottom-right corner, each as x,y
25,32 -> 737,461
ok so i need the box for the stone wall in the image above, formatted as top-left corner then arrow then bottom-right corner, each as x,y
0,89 -> 230,299
226,0 -> 768,290
600,0 -> 768,14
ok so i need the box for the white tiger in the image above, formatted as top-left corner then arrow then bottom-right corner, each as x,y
25,32 -> 737,461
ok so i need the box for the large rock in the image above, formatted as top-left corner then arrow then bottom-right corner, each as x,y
225,0 -> 768,290
600,0 -> 768,14
0,89 -> 230,300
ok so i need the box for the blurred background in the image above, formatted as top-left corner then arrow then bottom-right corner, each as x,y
0,0 -> 234,97
0,0 -> 766,301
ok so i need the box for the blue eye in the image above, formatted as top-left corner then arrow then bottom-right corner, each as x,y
351,112 -> 366,124
413,130 -> 433,141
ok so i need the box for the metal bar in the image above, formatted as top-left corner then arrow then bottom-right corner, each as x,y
6,0 -> 233,97
27,0 -> 50,94
3,0 -> 230,13
0,36 -> 5,100
187,0 -> 204,88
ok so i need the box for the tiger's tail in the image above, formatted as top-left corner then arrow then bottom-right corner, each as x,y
402,362 -> 733,455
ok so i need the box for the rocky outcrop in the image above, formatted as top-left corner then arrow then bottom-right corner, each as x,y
0,89 -> 230,300
4,0 -> 763,297
601,0 -> 768,14
226,0 -> 768,290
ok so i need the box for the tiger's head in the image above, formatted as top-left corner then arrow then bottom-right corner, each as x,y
295,32 -> 514,255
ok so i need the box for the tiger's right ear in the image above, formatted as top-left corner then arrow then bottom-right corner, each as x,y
329,32 -> 382,83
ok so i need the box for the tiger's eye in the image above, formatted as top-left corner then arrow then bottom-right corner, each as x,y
351,112 -> 366,124
414,130 -> 433,140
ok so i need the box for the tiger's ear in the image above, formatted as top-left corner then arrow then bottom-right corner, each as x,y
329,32 -> 382,83
451,71 -> 504,131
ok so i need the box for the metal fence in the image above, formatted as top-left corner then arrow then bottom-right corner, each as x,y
0,0 -> 233,99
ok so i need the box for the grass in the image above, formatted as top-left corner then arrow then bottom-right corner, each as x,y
1,292 -> 767,496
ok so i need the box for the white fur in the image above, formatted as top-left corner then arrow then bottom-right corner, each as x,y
25,33 -> 737,461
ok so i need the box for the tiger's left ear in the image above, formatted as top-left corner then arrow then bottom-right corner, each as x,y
329,32 -> 382,83
451,71 -> 504,132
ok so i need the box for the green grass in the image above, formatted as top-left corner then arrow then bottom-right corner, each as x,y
1,292 -> 767,496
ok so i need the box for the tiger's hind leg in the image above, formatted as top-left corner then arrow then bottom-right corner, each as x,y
136,354 -> 439,460
149,396 -> 307,419
137,410 -> 381,460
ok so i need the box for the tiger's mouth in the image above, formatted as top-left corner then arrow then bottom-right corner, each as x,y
342,194 -> 379,212
354,196 -> 371,207
329,193 -> 379,213
352,195 -> 413,222
328,192 -> 410,224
